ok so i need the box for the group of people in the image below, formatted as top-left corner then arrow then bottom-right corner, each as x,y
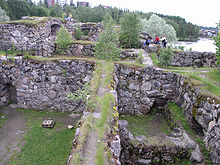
144,35 -> 167,48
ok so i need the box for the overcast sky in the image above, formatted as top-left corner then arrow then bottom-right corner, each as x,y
34,0 -> 220,27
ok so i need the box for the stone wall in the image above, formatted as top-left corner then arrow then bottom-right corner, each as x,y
0,57 -> 95,112
171,51 -> 217,67
0,17 -> 104,57
0,17 -> 63,56
115,64 -> 220,164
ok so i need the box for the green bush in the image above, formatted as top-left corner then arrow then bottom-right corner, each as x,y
56,26 -> 72,49
119,12 -> 141,48
95,14 -> 120,60
75,25 -> 82,40
158,48 -> 174,67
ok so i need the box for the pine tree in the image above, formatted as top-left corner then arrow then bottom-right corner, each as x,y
56,26 -> 72,49
95,14 -> 120,60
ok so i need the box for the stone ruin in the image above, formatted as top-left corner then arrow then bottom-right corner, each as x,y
114,64 -> 220,164
0,17 -> 219,164
0,17 -> 104,57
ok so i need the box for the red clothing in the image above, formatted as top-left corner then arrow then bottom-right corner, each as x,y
155,36 -> 160,42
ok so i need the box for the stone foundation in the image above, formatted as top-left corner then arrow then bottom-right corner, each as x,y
0,57 -> 95,112
115,64 -> 220,164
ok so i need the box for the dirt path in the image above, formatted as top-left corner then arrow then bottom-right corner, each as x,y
81,61 -> 108,165
135,49 -> 154,67
0,105 -> 26,165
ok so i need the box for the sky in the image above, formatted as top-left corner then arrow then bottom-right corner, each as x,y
34,0 -> 220,27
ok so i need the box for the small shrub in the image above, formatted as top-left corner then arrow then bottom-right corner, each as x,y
158,48 -> 174,67
75,25 -> 82,40
56,26 -> 72,49
67,82 -> 96,111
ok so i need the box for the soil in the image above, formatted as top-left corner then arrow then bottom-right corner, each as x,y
0,105 -> 26,165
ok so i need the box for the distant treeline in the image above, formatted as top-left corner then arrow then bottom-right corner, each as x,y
0,0 -> 200,40
199,26 -> 218,31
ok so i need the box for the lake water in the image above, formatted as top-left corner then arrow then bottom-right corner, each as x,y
175,38 -> 217,53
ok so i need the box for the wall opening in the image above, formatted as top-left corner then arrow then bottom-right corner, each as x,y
8,84 -> 17,104
51,24 -> 61,36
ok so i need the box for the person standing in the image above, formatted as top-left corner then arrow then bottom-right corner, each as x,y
155,36 -> 160,45
161,36 -> 167,48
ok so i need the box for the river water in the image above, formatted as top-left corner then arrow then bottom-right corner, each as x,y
175,38 -> 217,53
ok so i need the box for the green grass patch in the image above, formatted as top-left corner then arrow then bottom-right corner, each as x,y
168,102 -> 193,135
96,93 -> 114,139
27,55 -> 96,62
0,113 -> 7,128
0,17 -> 50,26
10,108 -> 77,165
103,61 -> 114,87
119,109 -> 171,137
189,74 -> 220,98
206,70 -> 220,84
116,61 -> 145,68
96,142 -> 105,165
71,40 -> 96,45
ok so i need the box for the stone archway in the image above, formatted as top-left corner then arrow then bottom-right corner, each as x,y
51,24 -> 61,36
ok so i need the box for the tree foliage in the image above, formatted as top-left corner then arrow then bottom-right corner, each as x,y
214,33 -> 220,67
0,7 -> 10,22
7,0 -> 31,20
56,26 -> 72,49
119,12 -> 141,48
142,14 -> 177,43
95,14 -> 120,60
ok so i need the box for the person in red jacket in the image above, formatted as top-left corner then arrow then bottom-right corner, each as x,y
155,36 -> 160,45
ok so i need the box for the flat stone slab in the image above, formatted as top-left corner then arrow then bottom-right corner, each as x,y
42,119 -> 56,128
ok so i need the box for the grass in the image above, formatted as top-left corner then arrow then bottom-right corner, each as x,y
9,108 -> 78,165
206,70 -> 220,84
0,113 -> 7,128
119,109 -> 171,137
0,17 -> 50,26
71,40 -> 96,45
167,102 -> 193,135
116,61 -> 145,68
189,74 -> 220,98
95,61 -> 115,165
103,61 -> 114,87
26,55 -> 96,62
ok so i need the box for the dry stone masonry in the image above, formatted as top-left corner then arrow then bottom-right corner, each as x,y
0,57 -> 95,112
115,64 -> 220,164
171,51 -> 217,67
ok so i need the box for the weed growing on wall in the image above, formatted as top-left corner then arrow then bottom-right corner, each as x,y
67,82 -> 96,111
